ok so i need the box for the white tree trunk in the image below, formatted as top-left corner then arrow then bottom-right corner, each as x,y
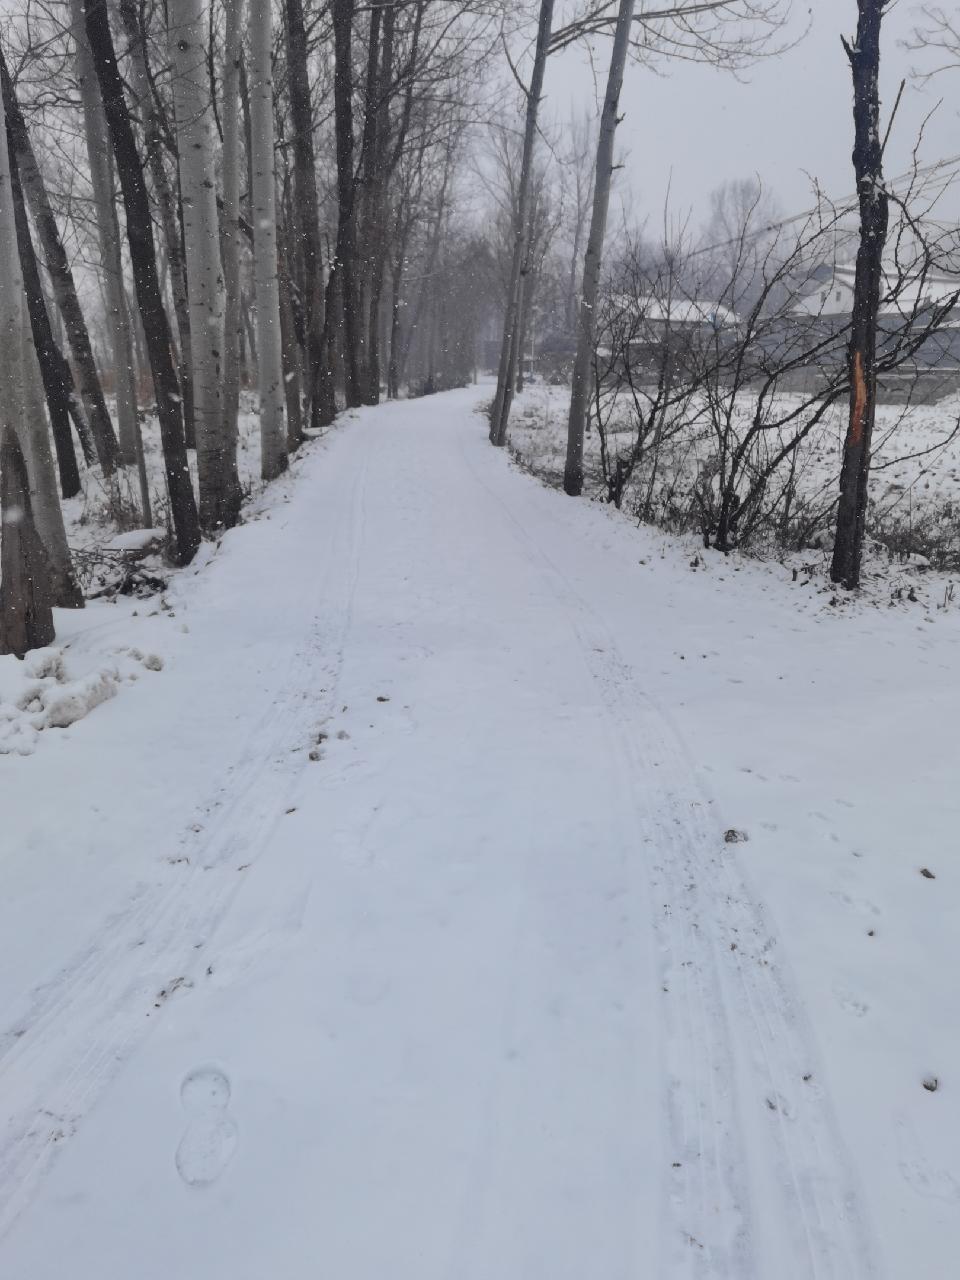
563,0 -> 636,496
169,0 -> 239,528
489,0 -> 554,447
0,84 -> 79,611
221,0 -> 245,461
249,0 -> 289,480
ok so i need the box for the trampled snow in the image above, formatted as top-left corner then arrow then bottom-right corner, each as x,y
1,386 -> 958,1277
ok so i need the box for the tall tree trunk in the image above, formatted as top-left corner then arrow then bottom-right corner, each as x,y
221,0 -> 244,484
0,429 -> 55,656
127,280 -> 151,396
278,215 -> 304,449
118,0 -> 196,451
354,0 -> 382,401
71,0 -> 140,473
249,0 -> 288,480
85,0 -> 201,564
9,140 -> 82,499
169,0 -> 240,531
516,269 -> 530,394
387,206 -> 408,399
0,44 -> 120,477
20,307 -> 83,606
563,0 -> 635,496
0,82 -> 64,650
382,6 -> 424,400
831,0 -> 889,589
489,0 -> 554,447
285,0 -> 330,429
359,0 -> 395,405
326,0 -> 362,408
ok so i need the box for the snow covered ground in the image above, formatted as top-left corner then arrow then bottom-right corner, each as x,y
1,384 -> 959,1277
508,380 -> 960,570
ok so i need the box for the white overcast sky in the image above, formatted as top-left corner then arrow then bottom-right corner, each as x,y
542,0 -> 960,233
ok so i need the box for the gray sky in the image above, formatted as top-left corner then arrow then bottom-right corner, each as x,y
543,0 -> 960,235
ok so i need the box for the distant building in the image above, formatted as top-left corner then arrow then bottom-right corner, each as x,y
791,261 -> 960,323
786,260 -> 960,400
608,292 -> 739,336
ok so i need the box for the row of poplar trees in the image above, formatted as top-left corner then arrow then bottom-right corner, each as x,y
0,0 -> 492,654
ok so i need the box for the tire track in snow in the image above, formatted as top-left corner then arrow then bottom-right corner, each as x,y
0,438 -> 371,1239
460,426 -> 878,1279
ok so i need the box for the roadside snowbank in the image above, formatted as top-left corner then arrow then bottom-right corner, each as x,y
0,644 -> 165,755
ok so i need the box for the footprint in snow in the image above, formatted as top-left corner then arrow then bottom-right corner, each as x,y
830,890 -> 881,919
897,1119 -> 960,1203
175,1066 -> 237,1187
832,984 -> 870,1018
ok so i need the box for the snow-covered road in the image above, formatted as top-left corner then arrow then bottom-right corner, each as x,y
2,387 -> 958,1277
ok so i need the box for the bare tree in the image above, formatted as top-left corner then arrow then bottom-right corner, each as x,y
284,0 -> 331,428
0,76 -> 59,653
169,0 -> 240,530
19,302 -> 82,606
118,0 -> 196,450
85,0 -> 201,564
221,0 -> 245,469
70,0 -> 140,477
0,41 -> 121,478
489,0 -> 555,447
563,0 -> 635,496
562,108 -> 596,335
8,137 -> 85,499
830,0 -> 889,589
326,0 -> 362,409
550,0 -> 792,60
249,0 -> 289,479
558,0 -> 795,494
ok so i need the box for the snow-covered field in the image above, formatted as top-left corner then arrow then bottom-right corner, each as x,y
1,385 -> 959,1277
508,380 -> 960,572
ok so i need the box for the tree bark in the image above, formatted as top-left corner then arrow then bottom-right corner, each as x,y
169,0 -> 239,531
19,306 -> 83,606
563,0 -> 635,496
354,0 -> 383,402
285,0 -> 331,430
0,44 -> 120,478
358,0 -> 397,405
249,0 -> 288,479
489,0 -> 554,447
118,0 -> 196,452
221,0 -> 244,483
0,428 -> 55,656
8,141 -> 82,499
85,0 -> 201,564
278,215 -> 304,449
0,108 -> 81,606
831,0 -> 889,589
326,0 -> 363,408
71,0 -> 140,473
0,81 -> 68,648
387,204 -> 409,399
